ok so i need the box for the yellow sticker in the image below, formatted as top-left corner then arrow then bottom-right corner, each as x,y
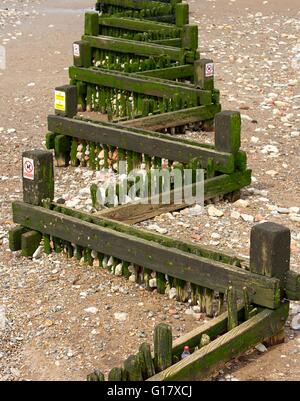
55,90 -> 66,111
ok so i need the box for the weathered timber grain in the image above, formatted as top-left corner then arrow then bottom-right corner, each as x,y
82,35 -> 195,63
139,343 -> 155,379
69,67 -> 211,104
121,104 -> 221,131
98,170 -> 252,223
22,150 -> 54,206
12,201 -> 281,308
250,222 -> 291,290
48,114 -> 233,173
154,323 -> 172,372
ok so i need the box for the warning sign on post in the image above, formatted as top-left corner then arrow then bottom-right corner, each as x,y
55,90 -> 66,111
205,63 -> 214,78
23,157 -> 35,180
73,43 -> 80,57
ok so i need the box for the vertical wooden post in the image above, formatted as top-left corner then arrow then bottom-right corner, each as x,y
22,150 -> 54,206
154,323 -> 172,373
250,222 -> 290,292
55,85 -> 77,118
182,24 -> 198,51
214,111 -> 241,154
250,222 -> 291,345
175,3 -> 189,27
84,11 -> 99,36
194,59 -> 214,91
73,40 -> 92,68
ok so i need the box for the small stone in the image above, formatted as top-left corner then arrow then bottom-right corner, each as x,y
241,214 -> 254,223
114,263 -> 123,276
149,278 -> 157,288
255,343 -> 268,353
208,206 -> 224,217
291,314 -> 300,331
114,312 -> 128,322
168,288 -> 177,300
211,233 -> 221,240
32,245 -> 43,259
234,199 -> 249,208
231,211 -> 241,220
84,307 -> 98,314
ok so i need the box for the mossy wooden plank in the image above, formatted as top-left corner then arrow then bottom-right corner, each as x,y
285,271 -> 300,301
97,0 -> 173,11
54,204 -> 243,267
172,306 -> 244,359
154,324 -> 172,373
69,67 -> 211,105
98,170 -> 252,223
136,65 -> 193,80
148,302 -> 289,381
121,104 -> 221,131
47,114 -> 233,173
98,16 -> 179,32
82,35 -> 194,63
9,226 -> 28,251
12,201 -> 280,309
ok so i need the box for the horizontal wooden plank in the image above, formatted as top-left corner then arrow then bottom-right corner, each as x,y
121,104 -> 221,131
97,0 -> 173,11
148,302 -> 289,381
53,202 -> 244,267
47,114 -> 234,172
98,16 -> 178,32
151,38 -> 182,47
69,67 -> 211,105
82,35 -> 193,62
136,64 -> 194,80
98,170 -> 252,223
172,306 -> 245,359
12,201 -> 280,309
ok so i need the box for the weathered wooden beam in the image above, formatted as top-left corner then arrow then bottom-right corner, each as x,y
69,67 -> 211,105
12,201 -> 280,309
98,170 -> 252,223
82,35 -> 194,62
97,0 -> 174,11
51,203 -> 244,267
121,104 -> 221,131
136,64 -> 193,80
172,305 -> 245,359
47,114 -> 234,173
148,302 -> 289,381
22,150 -> 54,206
98,16 -> 179,32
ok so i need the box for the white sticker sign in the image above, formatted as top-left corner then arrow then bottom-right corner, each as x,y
23,157 -> 35,180
205,62 -> 214,78
73,43 -> 80,58
55,90 -> 66,111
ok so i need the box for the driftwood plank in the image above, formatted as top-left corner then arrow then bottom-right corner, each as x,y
47,114 -> 234,172
148,302 -> 289,381
12,201 -> 280,309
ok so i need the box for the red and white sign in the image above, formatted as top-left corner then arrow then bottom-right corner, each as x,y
73,43 -> 80,57
205,62 -> 214,78
23,157 -> 34,180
